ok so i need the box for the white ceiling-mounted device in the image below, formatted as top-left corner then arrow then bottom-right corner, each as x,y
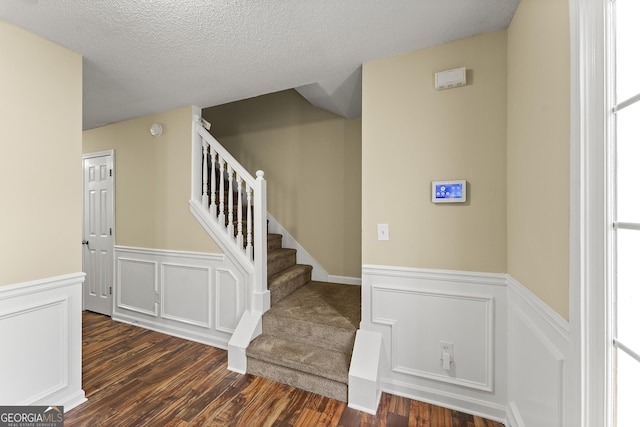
434,67 -> 467,90
149,123 -> 163,137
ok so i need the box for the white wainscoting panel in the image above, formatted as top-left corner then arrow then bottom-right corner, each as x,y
215,268 -> 243,334
0,273 -> 86,411
361,265 -> 571,425
161,263 -> 211,328
506,275 -> 569,427
372,284 -> 494,391
117,258 -> 157,316
361,265 -> 508,422
113,246 -> 247,349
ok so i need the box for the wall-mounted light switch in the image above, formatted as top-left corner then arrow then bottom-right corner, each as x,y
377,224 -> 389,241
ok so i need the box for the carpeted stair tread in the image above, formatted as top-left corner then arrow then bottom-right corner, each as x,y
247,357 -> 347,402
268,264 -> 312,306
267,248 -> 297,278
267,281 -> 361,330
247,335 -> 350,384
262,313 -> 356,353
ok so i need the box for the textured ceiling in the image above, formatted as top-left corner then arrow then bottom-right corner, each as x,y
1,0 -> 520,129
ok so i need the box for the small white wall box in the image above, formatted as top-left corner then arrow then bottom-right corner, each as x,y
432,180 -> 467,203
434,67 -> 467,90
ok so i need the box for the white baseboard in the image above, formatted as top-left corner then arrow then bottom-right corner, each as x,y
0,273 -> 86,410
113,311 -> 230,349
328,275 -> 361,285
380,378 -> 508,423
506,402 -> 526,427
113,246 -> 248,350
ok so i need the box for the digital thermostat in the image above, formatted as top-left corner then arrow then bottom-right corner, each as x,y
432,180 -> 467,203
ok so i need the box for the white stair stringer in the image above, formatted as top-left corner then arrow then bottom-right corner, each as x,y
348,329 -> 383,414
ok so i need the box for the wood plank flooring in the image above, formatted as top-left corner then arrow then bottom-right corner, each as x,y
65,311 -> 504,427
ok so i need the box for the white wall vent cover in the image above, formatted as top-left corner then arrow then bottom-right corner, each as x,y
434,67 -> 467,90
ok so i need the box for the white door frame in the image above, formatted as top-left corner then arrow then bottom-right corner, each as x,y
569,0 -> 611,426
82,149 -> 116,315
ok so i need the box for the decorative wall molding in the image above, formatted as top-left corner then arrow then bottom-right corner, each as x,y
116,257 -> 158,316
161,263 -> 212,328
372,284 -> 495,392
363,264 -> 508,287
361,264 -> 508,422
506,275 -> 570,342
215,268 -> 243,334
360,264 -> 569,425
113,246 -> 246,349
506,275 -> 569,427
0,273 -> 86,411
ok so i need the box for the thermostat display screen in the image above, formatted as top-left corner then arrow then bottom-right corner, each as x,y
432,180 -> 467,203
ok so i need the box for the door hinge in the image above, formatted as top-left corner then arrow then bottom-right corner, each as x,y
110,169 -> 112,177
109,228 -> 112,236
109,286 -> 112,295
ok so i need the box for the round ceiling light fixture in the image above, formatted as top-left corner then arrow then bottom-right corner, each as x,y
150,123 -> 163,137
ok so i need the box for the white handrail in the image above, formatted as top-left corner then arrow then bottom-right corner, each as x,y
190,114 -> 268,313
196,124 -> 257,187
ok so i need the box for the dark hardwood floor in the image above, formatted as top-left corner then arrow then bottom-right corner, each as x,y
65,311 -> 504,427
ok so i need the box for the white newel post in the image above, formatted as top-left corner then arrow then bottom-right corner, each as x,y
253,170 -> 269,313
191,114 -> 204,202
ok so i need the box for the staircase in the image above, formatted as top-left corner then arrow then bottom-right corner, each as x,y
247,233 -> 361,402
191,114 -> 362,403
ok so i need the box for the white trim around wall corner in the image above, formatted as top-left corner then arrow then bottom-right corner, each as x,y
0,273 -> 86,411
506,275 -> 570,341
506,274 -> 569,427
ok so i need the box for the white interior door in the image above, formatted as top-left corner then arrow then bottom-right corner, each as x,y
82,151 -> 114,315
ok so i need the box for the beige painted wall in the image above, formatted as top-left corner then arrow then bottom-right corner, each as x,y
83,107 -> 220,253
0,21 -> 82,286
203,90 -> 362,277
362,31 -> 508,273
507,0 -> 570,319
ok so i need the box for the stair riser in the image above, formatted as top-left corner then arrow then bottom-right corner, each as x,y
267,235 -> 283,251
262,316 -> 356,353
247,358 -> 347,403
267,250 -> 297,278
269,267 -> 312,306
